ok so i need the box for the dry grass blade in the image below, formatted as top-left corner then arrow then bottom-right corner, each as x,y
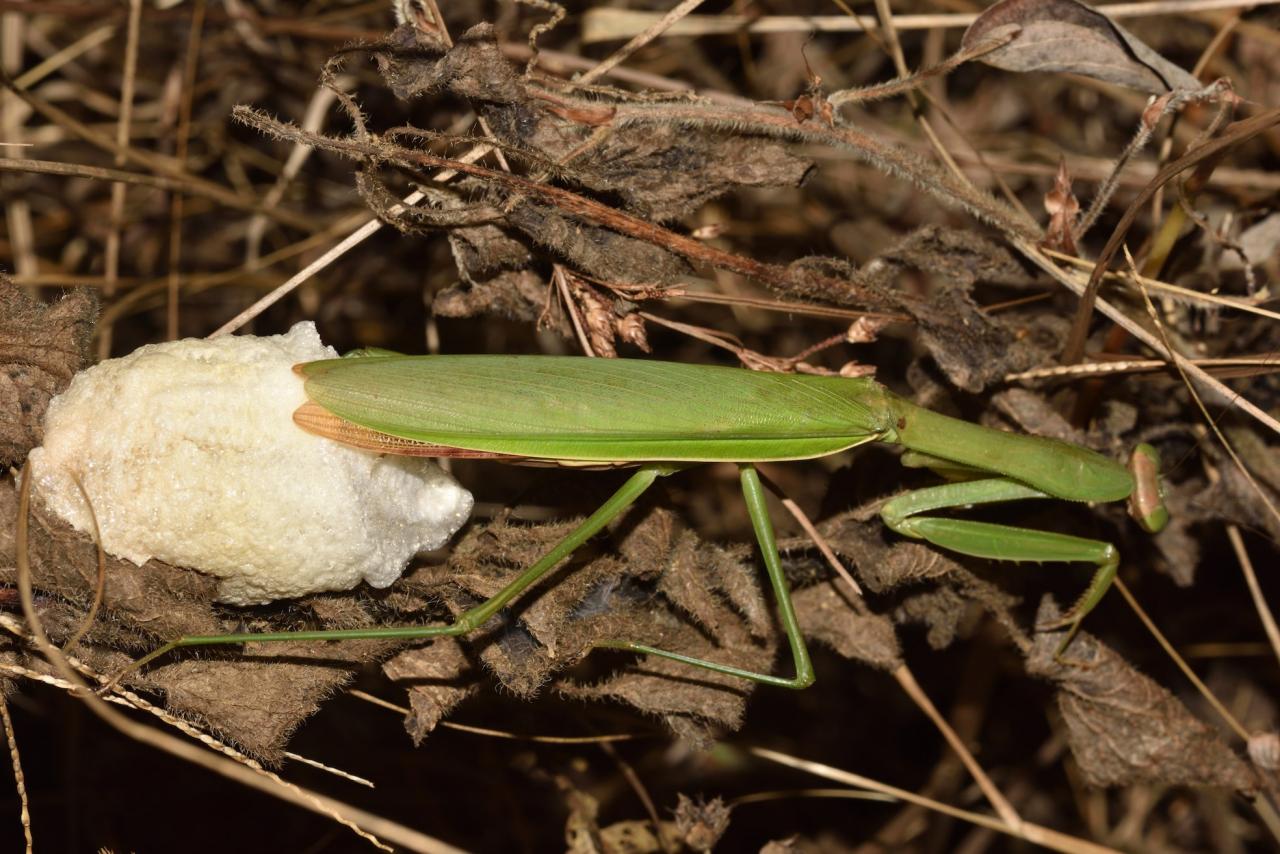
100,0 -> 142,360
348,689 -> 641,744
748,747 -> 1121,853
1111,579 -> 1251,743
1117,251 -> 1280,692
1015,239 -> 1280,436
1062,107 -> 1280,365
582,0 -> 1280,42
0,75 -> 316,231
1044,249 -> 1280,321
577,0 -> 707,85
0,696 -> 32,854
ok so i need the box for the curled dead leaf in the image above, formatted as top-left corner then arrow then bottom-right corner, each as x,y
1029,602 -> 1258,791
962,0 -> 1201,94
1042,156 -> 1080,255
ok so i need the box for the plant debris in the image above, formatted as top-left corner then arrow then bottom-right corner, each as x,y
0,284 -> 96,467
1030,602 -> 1258,791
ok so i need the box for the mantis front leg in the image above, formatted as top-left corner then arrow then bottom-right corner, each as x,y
879,477 -> 1121,649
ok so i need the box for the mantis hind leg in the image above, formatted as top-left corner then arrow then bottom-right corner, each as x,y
598,464 -> 815,689
880,478 -> 1120,651
121,463 -> 816,690
119,466 -> 666,678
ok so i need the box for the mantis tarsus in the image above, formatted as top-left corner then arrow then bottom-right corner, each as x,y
130,355 -> 1168,688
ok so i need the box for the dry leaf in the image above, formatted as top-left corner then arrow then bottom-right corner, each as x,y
1042,156 -> 1080,255
674,795 -> 731,852
1030,603 -> 1258,790
791,582 -> 902,671
1221,212 -> 1280,270
374,23 -> 812,223
0,283 -> 97,467
962,0 -> 1201,94
382,637 -> 480,744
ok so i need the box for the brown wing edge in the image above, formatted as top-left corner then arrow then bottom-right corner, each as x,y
292,401 -> 523,461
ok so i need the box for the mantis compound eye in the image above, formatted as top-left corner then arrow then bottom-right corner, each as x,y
1127,443 -> 1169,533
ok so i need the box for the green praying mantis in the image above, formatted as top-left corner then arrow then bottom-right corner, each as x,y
130,353 -> 1169,688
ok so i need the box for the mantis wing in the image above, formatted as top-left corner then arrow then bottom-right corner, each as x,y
298,355 -> 894,463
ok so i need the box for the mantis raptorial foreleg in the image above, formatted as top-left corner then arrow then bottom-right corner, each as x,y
880,476 -> 1120,647
125,464 -> 816,688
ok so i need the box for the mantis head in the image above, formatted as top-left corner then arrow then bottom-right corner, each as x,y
1127,443 -> 1169,533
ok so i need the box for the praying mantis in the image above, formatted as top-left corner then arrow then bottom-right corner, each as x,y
131,353 -> 1169,687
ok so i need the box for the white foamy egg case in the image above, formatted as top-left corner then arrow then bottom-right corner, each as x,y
27,322 -> 473,605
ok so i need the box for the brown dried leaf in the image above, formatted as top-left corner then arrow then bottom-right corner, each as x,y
429,513 -> 653,693
374,24 -> 812,222
658,530 -> 770,640
0,283 -> 97,467
504,200 -> 691,286
146,638 -> 396,759
895,588 -> 969,650
9,622 -> 396,762
550,128 -> 813,223
815,509 -> 1023,648
886,227 -> 1045,391
791,582 -> 902,671
675,795 -> 731,852
432,508 -> 776,740
1225,426 -> 1280,496
433,269 -> 569,337
1029,602 -> 1258,790
962,0 -> 1201,94
1042,156 -> 1080,255
818,513 -> 960,593
382,637 -> 480,744
559,634 -> 756,750
1200,440 -> 1280,545
352,118 -> 692,286
1140,471 -> 1203,587
378,24 -> 519,102
794,228 -> 1043,391
447,221 -> 534,282
990,388 -> 1090,446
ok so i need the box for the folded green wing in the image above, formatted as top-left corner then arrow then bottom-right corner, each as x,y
299,355 -> 893,463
